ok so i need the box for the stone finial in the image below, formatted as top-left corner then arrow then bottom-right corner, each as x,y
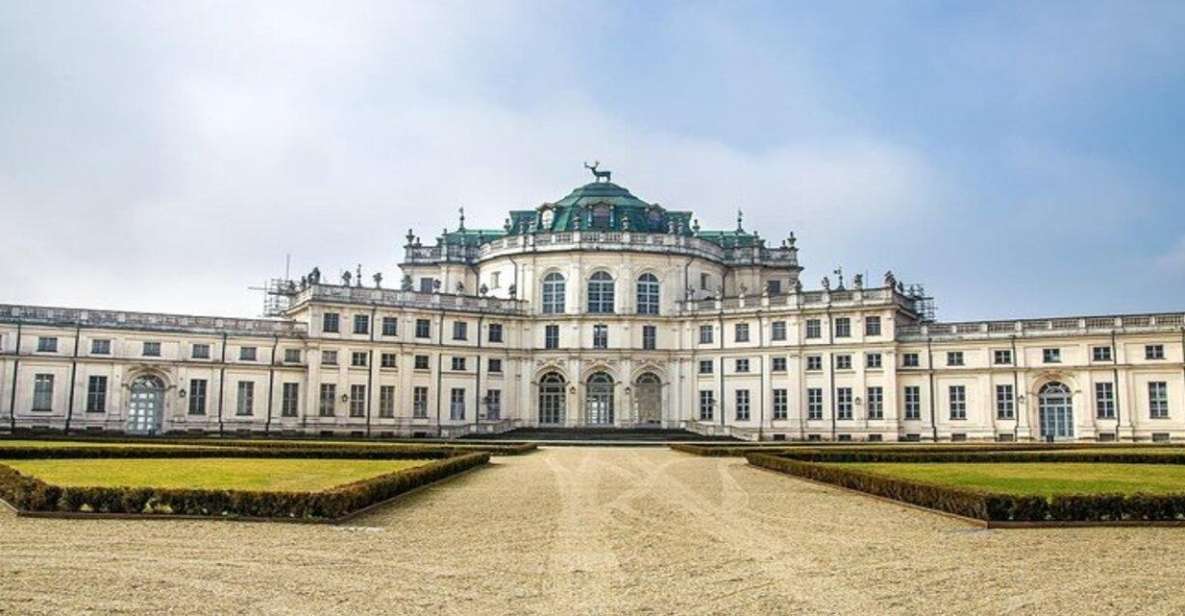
787,231 -> 796,249
479,283 -> 489,296
355,264 -> 363,287
833,267 -> 845,290
884,270 -> 897,289
406,229 -> 415,245
373,272 -> 383,289
853,273 -> 863,290
821,276 -> 831,291
736,208 -> 744,232
401,274 -> 413,291
794,279 -> 803,293
341,270 -> 352,286
458,206 -> 466,231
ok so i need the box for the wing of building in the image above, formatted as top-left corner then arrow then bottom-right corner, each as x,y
2,172 -> 1183,442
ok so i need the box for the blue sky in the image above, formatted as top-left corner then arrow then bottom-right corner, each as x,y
1,1 -> 1183,320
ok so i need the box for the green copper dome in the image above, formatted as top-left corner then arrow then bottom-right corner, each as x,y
552,181 -> 652,209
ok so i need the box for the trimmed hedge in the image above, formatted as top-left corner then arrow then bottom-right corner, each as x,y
0,452 -> 489,521
773,450 -> 1185,465
0,445 -> 462,460
747,453 -> 1185,523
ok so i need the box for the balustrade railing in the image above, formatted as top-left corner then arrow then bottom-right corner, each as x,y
0,304 -> 306,335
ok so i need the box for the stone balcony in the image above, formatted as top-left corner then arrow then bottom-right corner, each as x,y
403,231 -> 799,268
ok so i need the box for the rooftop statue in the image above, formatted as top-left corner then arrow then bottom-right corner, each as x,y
583,161 -> 611,183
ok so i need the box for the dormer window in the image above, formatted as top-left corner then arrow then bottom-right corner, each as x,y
591,204 -> 612,229
540,207 -> 554,230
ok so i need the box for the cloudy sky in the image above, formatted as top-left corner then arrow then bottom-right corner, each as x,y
1,1 -> 1183,321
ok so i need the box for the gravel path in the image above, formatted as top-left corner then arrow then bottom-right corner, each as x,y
3,447 -> 1185,615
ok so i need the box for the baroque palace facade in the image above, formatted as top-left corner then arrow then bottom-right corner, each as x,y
2,171 -> 1183,442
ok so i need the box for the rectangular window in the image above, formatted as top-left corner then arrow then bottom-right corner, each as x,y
188,379 -> 207,415
806,355 -> 823,371
450,388 -> 466,420
453,321 -> 468,341
191,343 -> 211,359
865,316 -> 882,337
36,337 -> 57,353
483,389 -> 502,419
351,351 -> 368,367
488,323 -> 504,343
902,352 -> 919,368
767,280 -> 782,295
996,384 -> 1015,419
281,383 -> 299,417
835,354 -> 852,370
414,355 -> 430,370
642,325 -> 656,350
834,318 -> 851,338
771,356 -> 787,372
382,317 -> 398,337
413,386 -> 429,418
807,388 -> 823,420
949,385 -> 967,420
1092,346 -> 1113,362
593,324 -> 608,349
865,353 -> 882,369
947,351 -> 964,366
350,384 -> 366,417
90,339 -> 111,355
85,376 -> 107,413
735,358 -> 750,373
381,352 -> 397,368
734,323 -> 749,343
1043,348 -> 1061,363
415,319 -> 431,338
420,278 -> 434,293
805,319 -> 821,339
771,321 -> 787,341
321,350 -> 338,366
545,324 -> 560,350
1146,344 -> 1165,360
698,360 -> 714,375
735,389 -> 750,421
239,346 -> 257,361
836,387 -> 853,420
284,348 -> 302,363
700,272 -> 710,290
698,390 -> 714,420
994,350 -> 1012,365
699,325 -> 714,345
488,358 -> 502,373
319,384 -> 336,417
236,381 -> 254,416
773,389 -> 788,420
904,386 -> 921,420
1149,381 -> 1169,418
323,313 -> 340,333
1095,382 -> 1115,419
378,385 -> 396,418
451,356 -> 466,371
142,341 -> 161,357
353,314 -> 369,335
867,386 -> 884,420
32,374 -> 53,410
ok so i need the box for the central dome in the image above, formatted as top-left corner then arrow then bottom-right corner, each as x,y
552,181 -> 652,209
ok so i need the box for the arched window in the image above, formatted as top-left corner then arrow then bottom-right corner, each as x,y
636,273 -> 660,315
587,271 -> 615,314
539,372 -> 566,425
542,272 -> 565,314
1038,382 -> 1074,441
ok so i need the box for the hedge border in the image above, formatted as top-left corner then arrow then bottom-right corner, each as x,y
0,451 -> 490,523
746,452 -> 1185,525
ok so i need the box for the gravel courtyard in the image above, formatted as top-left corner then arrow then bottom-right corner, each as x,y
4,447 -> 1185,615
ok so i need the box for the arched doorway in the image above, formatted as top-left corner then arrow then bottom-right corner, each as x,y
586,372 -> 615,425
636,373 -> 662,425
127,374 -> 165,435
539,372 -> 566,425
1038,382 -> 1074,441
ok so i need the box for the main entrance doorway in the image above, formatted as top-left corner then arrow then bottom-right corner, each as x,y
1038,382 -> 1074,441
127,374 -> 165,435
636,373 -> 661,425
539,372 -> 566,425
586,372 -> 615,425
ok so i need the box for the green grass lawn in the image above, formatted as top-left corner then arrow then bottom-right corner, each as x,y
833,462 -> 1185,496
1,458 -> 432,491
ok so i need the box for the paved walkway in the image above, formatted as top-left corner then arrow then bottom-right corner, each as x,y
3,447 -> 1185,614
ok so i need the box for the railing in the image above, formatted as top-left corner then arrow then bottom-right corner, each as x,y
0,304 -> 306,336
676,286 -> 905,314
897,312 -> 1185,340
408,231 -> 801,267
289,284 -> 528,315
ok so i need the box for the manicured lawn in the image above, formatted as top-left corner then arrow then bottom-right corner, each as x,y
833,462 -> 1185,496
1,458 -> 432,491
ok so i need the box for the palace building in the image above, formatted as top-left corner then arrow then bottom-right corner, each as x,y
2,169 -> 1183,442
